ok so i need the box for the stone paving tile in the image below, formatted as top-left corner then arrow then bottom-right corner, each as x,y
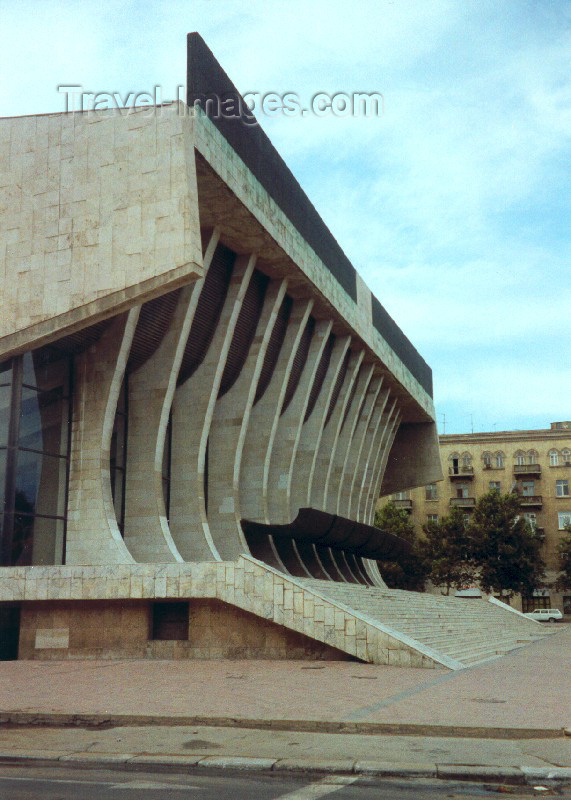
0,627 -> 568,731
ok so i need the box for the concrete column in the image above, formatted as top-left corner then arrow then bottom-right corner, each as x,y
121,236 -> 219,563
66,310 -> 140,565
361,398 -> 398,525
240,299 -> 313,525
290,335 -> 351,516
169,254 -> 256,561
325,363 -> 374,515
338,374 -> 383,518
354,389 -> 390,523
309,351 -> 364,512
207,278 -> 288,560
267,318 -> 333,524
366,409 -> 402,525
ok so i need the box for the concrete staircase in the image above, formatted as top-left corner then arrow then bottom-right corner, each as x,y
299,579 -> 556,667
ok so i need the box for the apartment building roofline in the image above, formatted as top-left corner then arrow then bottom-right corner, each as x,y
441,423 -> 571,446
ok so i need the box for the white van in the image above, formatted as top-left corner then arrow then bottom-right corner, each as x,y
524,608 -> 563,623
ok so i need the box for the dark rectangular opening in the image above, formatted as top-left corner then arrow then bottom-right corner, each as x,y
151,601 -> 189,641
0,604 -> 20,660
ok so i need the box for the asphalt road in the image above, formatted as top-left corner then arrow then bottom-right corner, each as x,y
0,766 -> 569,800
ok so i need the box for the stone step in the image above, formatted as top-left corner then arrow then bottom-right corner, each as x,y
298,576 -> 548,667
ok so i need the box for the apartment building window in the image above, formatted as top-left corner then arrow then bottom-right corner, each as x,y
523,512 -> 537,529
558,512 -> 571,530
556,479 -> 570,498
563,449 -> 571,465
522,480 -> 535,497
495,452 -> 505,468
528,450 -> 538,464
427,514 -> 439,524
489,481 -> 501,493
515,451 -> 526,466
456,483 -> 470,499
392,490 -> 410,501
461,453 -> 472,468
425,483 -> 438,500
482,452 -> 492,468
549,450 -> 559,466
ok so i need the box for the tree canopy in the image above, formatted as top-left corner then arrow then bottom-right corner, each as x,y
420,506 -> 475,595
374,501 -> 428,591
468,490 -> 545,598
555,529 -> 571,592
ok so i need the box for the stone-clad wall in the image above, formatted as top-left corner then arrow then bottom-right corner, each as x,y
18,599 -> 352,661
0,106 -> 203,358
1,556 -> 443,668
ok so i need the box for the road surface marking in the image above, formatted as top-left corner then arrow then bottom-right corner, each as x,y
275,775 -> 359,799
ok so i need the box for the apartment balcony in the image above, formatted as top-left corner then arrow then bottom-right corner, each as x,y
513,463 -> 542,476
519,495 -> 543,508
449,497 -> 476,509
393,498 -> 413,512
448,466 -> 474,480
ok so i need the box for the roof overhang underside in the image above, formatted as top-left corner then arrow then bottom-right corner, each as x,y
241,508 -> 412,562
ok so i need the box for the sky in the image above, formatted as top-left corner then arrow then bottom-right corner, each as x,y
1,0 -> 569,435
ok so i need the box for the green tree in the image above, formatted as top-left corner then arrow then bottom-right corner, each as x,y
374,501 -> 429,591
555,529 -> 571,592
468,491 -> 545,599
420,507 -> 475,595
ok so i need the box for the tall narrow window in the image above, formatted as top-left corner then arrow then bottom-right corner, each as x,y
495,452 -> 505,468
549,450 -> 559,467
1,348 -> 72,567
162,414 -> 172,521
425,483 -> 438,500
110,377 -> 128,535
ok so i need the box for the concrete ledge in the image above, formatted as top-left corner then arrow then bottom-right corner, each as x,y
355,760 -> 435,777
126,754 -> 204,770
198,756 -> 277,770
272,758 -> 356,774
436,765 -> 525,785
521,766 -> 571,785
0,711 -> 566,740
0,752 -> 568,785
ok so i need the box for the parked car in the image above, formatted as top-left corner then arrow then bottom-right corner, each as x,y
524,608 -> 563,623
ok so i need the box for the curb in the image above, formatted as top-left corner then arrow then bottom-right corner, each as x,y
0,712 -> 566,740
0,752 -> 569,786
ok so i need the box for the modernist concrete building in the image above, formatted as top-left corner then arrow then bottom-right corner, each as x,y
387,423 -> 571,615
0,35 -> 550,667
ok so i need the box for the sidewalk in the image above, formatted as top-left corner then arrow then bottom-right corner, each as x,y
0,626 -> 569,785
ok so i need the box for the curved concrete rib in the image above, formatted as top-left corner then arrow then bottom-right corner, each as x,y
348,384 -> 388,522
266,318 -> 333,577
310,350 -> 364,513
207,278 -> 288,560
122,233 -> 220,563
66,310 -> 140,565
290,335 -> 351,517
325,363 -> 374,515
362,398 -> 398,525
338,373 -> 383,519
315,545 -> 345,581
367,408 -> 402,526
240,298 -> 313,573
170,253 -> 256,562
267,318 -> 333,524
355,389 -> 391,523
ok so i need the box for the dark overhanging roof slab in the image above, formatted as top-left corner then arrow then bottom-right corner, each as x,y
241,508 -> 412,562
186,32 -> 433,398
